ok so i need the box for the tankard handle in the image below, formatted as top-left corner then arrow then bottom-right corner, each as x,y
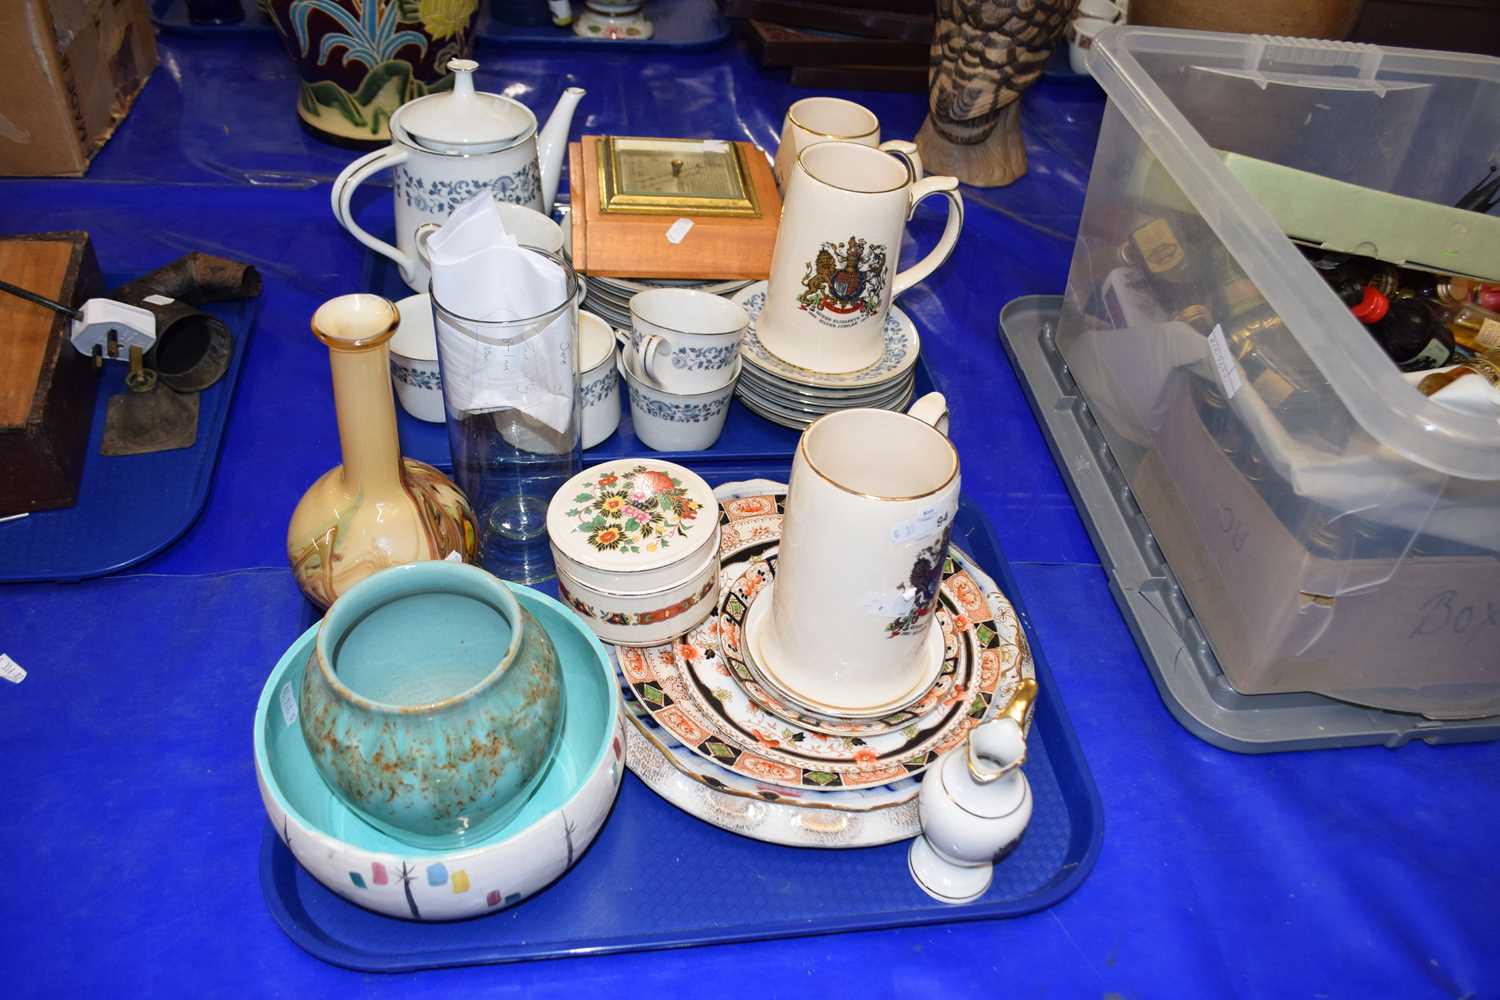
878,140 -> 923,185
907,392 -> 950,437
892,176 -> 964,299
331,145 -> 414,275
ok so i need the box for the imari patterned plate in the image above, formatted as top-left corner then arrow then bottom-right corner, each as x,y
618,682 -> 925,848
719,559 -> 967,738
731,282 -> 920,391
616,491 -> 1028,791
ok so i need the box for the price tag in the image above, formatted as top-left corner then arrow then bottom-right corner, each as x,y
1475,317 -> 1500,352
143,293 -> 175,307
890,505 -> 945,544
665,218 -> 694,245
0,653 -> 26,684
279,682 -> 298,726
1207,324 -> 1245,399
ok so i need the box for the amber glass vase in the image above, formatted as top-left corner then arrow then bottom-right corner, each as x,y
287,294 -> 477,608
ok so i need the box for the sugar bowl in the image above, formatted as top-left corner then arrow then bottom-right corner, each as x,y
547,459 -> 720,646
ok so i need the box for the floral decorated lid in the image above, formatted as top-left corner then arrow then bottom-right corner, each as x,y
394,59 -> 535,154
547,460 -> 718,574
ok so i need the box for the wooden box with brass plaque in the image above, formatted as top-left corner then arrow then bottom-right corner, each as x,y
569,135 -> 781,280
0,232 -> 102,515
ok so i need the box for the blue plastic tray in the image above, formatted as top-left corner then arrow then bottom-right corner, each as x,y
0,292 -> 256,583
152,0 -> 729,50
258,476 -> 1103,970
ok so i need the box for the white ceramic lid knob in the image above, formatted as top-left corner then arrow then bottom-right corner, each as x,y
395,59 -> 535,153
448,58 -> 478,99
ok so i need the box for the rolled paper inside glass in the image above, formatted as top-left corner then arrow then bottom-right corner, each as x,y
429,194 -> 575,446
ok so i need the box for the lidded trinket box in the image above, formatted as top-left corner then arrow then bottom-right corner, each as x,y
547,459 -> 720,646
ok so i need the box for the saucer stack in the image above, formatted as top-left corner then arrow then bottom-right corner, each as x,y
582,274 -> 753,331
730,282 -> 921,430
614,482 -> 1036,849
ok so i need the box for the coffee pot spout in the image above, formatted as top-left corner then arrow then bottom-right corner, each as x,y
537,87 -> 586,214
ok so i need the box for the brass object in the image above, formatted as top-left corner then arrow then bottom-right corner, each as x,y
597,136 -> 760,217
125,345 -> 157,393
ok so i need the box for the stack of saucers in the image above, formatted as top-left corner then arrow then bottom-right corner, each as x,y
613,481 -> 1036,849
730,282 -> 921,430
583,274 -> 754,331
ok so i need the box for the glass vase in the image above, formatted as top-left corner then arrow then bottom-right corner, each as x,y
432,248 -> 582,583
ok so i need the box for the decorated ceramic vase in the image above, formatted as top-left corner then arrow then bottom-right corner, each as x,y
261,0 -> 481,144
299,561 -> 566,847
909,679 -> 1037,903
287,293 -> 478,608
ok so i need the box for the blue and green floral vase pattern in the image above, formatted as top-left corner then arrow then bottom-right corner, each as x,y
262,0 -> 480,144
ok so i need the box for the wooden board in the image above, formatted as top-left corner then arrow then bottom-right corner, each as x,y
742,19 -> 928,68
720,0 -> 933,42
0,232 -> 101,514
570,136 -> 781,280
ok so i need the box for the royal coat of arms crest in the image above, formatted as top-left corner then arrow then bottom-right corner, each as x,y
796,235 -> 888,324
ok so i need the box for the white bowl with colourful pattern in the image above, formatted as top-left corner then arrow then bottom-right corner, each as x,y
254,583 -> 624,922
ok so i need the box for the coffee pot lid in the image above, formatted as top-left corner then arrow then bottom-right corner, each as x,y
396,59 -> 534,153
547,460 -> 719,573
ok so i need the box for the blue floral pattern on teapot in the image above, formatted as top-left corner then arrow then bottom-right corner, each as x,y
397,160 -> 542,215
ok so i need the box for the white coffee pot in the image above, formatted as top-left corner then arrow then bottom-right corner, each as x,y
332,59 -> 584,293
909,679 -> 1037,904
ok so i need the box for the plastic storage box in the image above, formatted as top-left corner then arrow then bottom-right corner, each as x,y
1057,27 -> 1500,719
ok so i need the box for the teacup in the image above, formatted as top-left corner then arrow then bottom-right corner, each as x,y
619,342 -> 738,452
774,96 -> 923,191
751,392 -> 959,716
390,294 -> 444,423
625,287 -> 748,395
760,142 -> 963,374
578,310 -> 621,449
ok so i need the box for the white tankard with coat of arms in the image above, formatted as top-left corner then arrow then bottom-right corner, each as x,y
751,393 -> 960,717
759,141 -> 963,374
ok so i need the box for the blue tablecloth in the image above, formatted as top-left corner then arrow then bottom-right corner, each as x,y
1,27 -> 1496,998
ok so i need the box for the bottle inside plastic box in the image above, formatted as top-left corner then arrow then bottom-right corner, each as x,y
1055,28 -> 1500,718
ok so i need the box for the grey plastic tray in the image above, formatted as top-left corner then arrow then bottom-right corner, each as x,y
998,294 -> 1500,752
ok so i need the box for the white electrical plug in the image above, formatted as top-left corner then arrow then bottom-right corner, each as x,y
69,299 -> 157,362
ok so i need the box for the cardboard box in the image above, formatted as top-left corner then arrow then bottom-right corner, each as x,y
0,0 -> 157,177
1130,383 -> 1500,719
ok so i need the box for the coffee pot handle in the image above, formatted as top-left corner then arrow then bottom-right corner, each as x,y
332,145 -> 413,273
907,392 -> 949,436
878,140 -> 923,184
892,177 -> 964,299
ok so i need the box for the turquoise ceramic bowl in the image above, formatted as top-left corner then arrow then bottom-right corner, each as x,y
299,562 -> 565,848
255,583 -> 624,921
